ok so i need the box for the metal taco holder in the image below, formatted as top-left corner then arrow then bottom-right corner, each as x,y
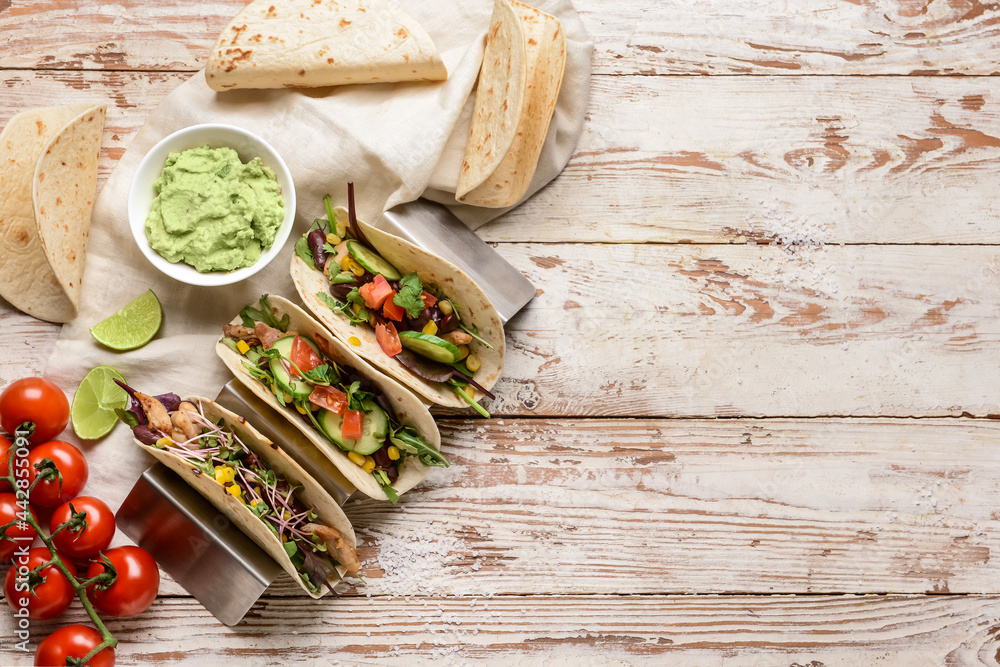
115,199 -> 534,626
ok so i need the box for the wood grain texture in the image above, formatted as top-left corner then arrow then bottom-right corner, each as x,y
5,243 -> 1000,418
4,71 -> 1000,244
138,417 -> 1000,599
4,0 -> 1000,76
1,595 -> 998,665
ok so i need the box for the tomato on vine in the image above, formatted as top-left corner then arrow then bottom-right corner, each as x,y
86,546 -> 159,617
0,378 -> 69,444
50,496 -> 115,560
26,440 -> 89,508
35,624 -> 115,667
0,492 -> 37,560
4,546 -> 73,619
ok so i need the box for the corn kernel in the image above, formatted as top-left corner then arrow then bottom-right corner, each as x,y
465,386 -> 476,400
387,445 -> 400,461
362,458 -> 377,474
254,486 -> 261,496
351,303 -> 363,316
349,260 -> 366,277
155,437 -> 172,448
349,336 -> 361,346
348,451 -> 366,466
325,233 -> 341,245
295,403 -> 307,415
335,220 -> 347,238
466,354 -> 481,372
236,339 -> 250,355
215,466 -> 235,484
438,299 -> 453,316
226,484 -> 243,498
284,392 -> 293,404
457,344 -> 470,360
340,256 -> 353,271
250,498 -> 260,508
422,320 -> 438,336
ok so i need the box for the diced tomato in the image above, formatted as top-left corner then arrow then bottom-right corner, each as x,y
382,298 -> 405,322
342,410 -> 364,440
359,274 -> 395,310
290,336 -> 322,376
420,291 -> 438,308
375,321 -> 402,356
309,385 -> 347,415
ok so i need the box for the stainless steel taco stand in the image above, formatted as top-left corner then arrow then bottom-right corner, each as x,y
116,200 -> 535,625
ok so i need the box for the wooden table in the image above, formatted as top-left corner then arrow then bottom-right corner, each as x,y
4,1 -> 1000,664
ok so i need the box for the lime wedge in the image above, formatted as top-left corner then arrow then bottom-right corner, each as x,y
72,366 -> 129,440
90,289 -> 162,350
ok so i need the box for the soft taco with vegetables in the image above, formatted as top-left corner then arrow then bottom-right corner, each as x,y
290,184 -> 505,415
115,386 -> 359,597
217,294 -> 446,502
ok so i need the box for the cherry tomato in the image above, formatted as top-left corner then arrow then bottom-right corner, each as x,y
50,497 -> 115,561
86,546 -> 159,617
34,624 -> 115,667
289,335 -> 322,377
0,434 -> 12,492
4,546 -> 73,619
27,440 -> 88,508
382,297 -> 405,321
0,492 -> 37,561
375,321 -> 402,357
0,378 -> 69,444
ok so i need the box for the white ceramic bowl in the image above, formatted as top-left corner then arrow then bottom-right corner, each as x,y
128,123 -> 296,287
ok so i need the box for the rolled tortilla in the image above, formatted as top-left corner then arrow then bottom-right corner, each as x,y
133,396 -> 358,598
291,208 -> 505,409
216,295 -> 443,500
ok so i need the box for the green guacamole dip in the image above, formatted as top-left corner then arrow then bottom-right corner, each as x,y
145,145 -> 284,273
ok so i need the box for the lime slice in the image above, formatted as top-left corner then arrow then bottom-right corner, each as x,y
90,289 -> 162,350
72,366 -> 129,440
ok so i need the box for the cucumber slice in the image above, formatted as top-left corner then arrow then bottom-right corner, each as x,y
398,331 -> 461,364
269,335 -> 321,400
347,240 -> 402,281
317,400 -> 388,455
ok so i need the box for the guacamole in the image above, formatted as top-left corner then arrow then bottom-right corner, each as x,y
145,145 -> 284,273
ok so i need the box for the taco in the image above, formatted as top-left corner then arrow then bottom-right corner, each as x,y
115,386 -> 359,598
290,186 -> 504,414
205,0 -> 447,91
217,294 -> 446,502
0,103 -> 106,322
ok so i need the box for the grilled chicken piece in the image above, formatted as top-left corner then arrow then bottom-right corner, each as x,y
135,392 -> 172,434
254,323 -> 286,350
170,401 -> 201,441
223,324 -> 260,346
302,522 -> 361,574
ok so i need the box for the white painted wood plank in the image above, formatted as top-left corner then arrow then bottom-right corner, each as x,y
1,595 -> 997,665
4,0 -> 1000,75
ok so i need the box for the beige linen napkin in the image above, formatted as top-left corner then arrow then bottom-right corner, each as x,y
41,0 -> 590,512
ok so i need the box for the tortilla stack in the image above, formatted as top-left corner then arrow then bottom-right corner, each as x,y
205,0 -> 448,91
456,0 -> 566,208
0,103 -> 106,323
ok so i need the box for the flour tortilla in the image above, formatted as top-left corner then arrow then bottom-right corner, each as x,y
134,396 -> 357,598
0,104 -> 106,322
205,0 -> 447,91
454,0 -> 526,202
291,207 -> 505,409
458,0 -> 566,207
216,295 -> 442,500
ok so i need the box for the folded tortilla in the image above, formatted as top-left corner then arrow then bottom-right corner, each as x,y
291,207 -> 505,409
205,0 -> 447,91
216,295 -> 443,500
0,103 -> 106,322
134,396 -> 358,598
456,0 -> 566,208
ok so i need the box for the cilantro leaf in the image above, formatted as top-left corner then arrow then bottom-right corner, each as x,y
303,363 -> 335,386
239,294 -> 289,331
393,272 -> 425,318
345,381 -> 374,413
